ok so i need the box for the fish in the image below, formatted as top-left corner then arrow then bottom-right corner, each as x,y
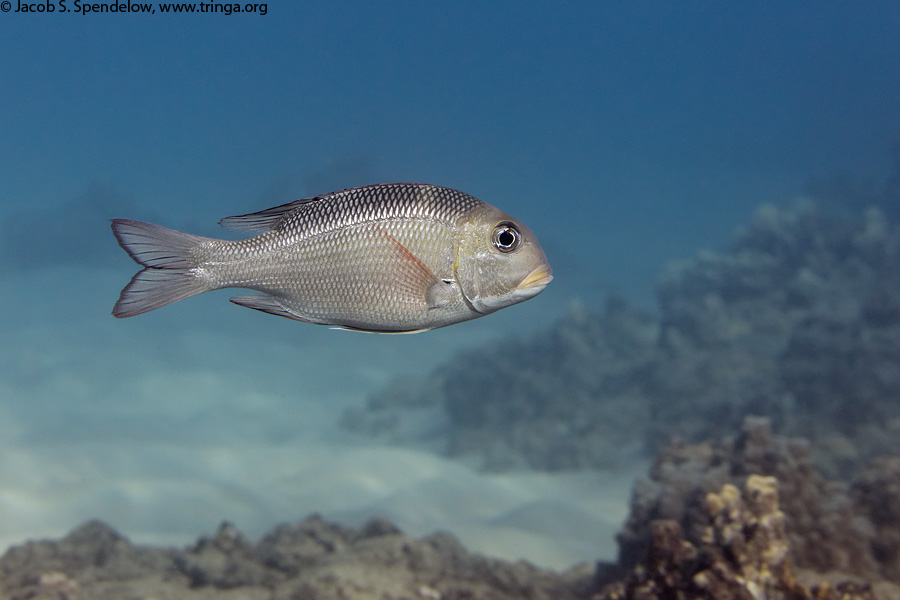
111,183 -> 552,333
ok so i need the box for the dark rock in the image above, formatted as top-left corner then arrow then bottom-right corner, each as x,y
850,456 -> 900,582
254,514 -> 352,576
0,515 -> 585,600
0,519 -> 175,590
354,515 -> 404,539
176,521 -> 278,588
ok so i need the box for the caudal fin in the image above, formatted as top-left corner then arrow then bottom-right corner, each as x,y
111,219 -> 212,318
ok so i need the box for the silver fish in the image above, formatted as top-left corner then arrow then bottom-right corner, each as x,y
111,183 -> 552,333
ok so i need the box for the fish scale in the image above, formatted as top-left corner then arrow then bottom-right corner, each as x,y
274,184 -> 483,238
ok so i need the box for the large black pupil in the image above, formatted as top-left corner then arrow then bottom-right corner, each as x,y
498,229 -> 516,248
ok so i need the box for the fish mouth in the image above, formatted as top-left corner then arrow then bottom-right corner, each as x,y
516,264 -> 553,291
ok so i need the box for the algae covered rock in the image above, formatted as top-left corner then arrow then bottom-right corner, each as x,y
595,476 -> 881,600
615,417 -> 881,581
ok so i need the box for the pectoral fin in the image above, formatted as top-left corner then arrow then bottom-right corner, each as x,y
376,226 -> 453,309
426,279 -> 458,309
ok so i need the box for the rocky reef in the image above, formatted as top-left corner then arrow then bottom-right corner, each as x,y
344,203 -> 900,478
594,475 -> 886,600
601,417 -> 900,598
0,516 -> 587,600
2,418 -> 898,599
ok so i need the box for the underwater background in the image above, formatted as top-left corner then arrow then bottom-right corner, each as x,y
1,1 -> 899,571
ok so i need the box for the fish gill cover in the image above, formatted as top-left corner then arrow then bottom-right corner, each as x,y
344,201 -> 900,479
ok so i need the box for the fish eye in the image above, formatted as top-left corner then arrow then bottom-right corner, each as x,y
492,222 -> 521,253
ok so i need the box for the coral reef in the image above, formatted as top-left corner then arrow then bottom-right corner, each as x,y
2,420 -> 898,599
614,417 -> 879,579
602,416 -> 900,600
594,476 -> 885,600
345,203 -> 900,477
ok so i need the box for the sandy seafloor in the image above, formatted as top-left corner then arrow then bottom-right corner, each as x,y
0,264 -> 646,571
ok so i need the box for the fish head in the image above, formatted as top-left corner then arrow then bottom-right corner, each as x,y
456,205 -> 553,314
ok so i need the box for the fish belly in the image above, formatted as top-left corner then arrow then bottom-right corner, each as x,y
209,218 -> 475,331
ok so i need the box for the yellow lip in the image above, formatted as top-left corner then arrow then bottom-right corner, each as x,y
517,264 -> 554,290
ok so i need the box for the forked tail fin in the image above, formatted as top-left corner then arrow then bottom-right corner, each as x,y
110,219 -> 212,318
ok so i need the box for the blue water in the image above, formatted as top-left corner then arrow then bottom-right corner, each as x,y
1,1 -> 898,568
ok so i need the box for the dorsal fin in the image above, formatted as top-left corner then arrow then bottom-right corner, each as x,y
218,196 -> 319,232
